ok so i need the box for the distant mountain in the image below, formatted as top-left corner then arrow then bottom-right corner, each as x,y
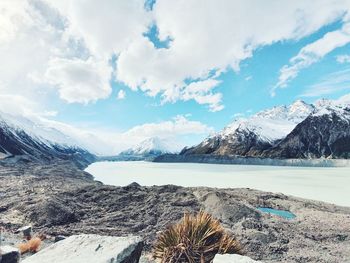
116,137 -> 177,161
179,98 -> 350,160
0,111 -> 95,168
262,99 -> 350,159
181,100 -> 314,157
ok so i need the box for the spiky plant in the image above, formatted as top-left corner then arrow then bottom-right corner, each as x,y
153,211 -> 241,263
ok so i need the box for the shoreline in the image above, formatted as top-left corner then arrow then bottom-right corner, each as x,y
153,154 -> 350,167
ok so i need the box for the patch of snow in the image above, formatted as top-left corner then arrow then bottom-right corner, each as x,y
313,98 -> 350,122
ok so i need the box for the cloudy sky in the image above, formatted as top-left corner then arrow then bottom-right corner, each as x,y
1,0 -> 350,154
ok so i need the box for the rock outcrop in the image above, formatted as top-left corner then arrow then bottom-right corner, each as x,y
22,235 -> 143,263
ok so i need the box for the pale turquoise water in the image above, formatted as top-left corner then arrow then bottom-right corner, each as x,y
86,161 -> 350,207
257,207 -> 296,219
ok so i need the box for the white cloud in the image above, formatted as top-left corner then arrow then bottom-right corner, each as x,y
337,54 -> 350,63
49,0 -> 151,56
117,90 -> 126,100
301,68 -> 350,97
125,115 -> 213,139
45,57 -> 112,103
274,22 -> 350,95
0,94 -> 38,116
116,0 -> 350,107
66,115 -> 213,154
2,0 -> 350,112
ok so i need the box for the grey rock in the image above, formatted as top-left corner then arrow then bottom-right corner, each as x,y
22,234 -> 143,263
54,235 -> 66,243
15,226 -> 31,238
0,246 -> 20,263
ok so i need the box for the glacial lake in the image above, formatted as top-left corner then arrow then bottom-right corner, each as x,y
86,161 -> 350,207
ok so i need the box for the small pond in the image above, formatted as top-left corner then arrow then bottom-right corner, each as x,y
257,207 -> 296,219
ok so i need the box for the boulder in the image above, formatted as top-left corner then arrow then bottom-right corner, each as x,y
15,226 -> 32,238
213,254 -> 262,263
0,246 -> 20,263
22,234 -> 143,263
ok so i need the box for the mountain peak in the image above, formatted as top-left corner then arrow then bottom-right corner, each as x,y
120,137 -> 178,156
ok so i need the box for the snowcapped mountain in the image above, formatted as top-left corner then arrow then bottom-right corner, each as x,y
117,137 -> 177,160
181,98 -> 350,159
0,111 -> 78,148
221,100 -> 314,142
181,100 -> 314,156
0,111 -> 95,167
263,98 -> 350,159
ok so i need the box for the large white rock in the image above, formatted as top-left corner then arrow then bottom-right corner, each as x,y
213,254 -> 262,263
22,234 -> 143,263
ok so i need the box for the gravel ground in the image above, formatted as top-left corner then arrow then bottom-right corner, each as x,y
0,162 -> 349,263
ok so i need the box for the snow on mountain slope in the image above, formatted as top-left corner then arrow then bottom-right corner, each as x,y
121,137 -> 178,156
181,96 -> 350,159
0,111 -> 95,166
220,100 -> 314,143
263,99 -> 350,159
0,111 -> 78,148
181,100 -> 315,157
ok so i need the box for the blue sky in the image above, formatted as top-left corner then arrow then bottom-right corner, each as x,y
1,0 -> 350,153
52,20 -> 350,132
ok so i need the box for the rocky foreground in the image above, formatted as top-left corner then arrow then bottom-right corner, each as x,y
0,162 -> 350,262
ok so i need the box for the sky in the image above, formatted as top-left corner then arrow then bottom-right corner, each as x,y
1,0 -> 350,154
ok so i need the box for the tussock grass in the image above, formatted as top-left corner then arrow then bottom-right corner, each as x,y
18,237 -> 42,254
153,211 -> 241,263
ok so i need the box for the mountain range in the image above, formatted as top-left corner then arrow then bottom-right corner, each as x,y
1,95 -> 349,167
179,96 -> 350,160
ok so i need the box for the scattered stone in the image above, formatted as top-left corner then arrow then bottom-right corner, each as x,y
0,246 -> 20,263
15,226 -> 32,238
1,168 -> 350,263
213,254 -> 261,263
54,235 -> 66,243
21,234 -> 143,263
126,182 -> 141,189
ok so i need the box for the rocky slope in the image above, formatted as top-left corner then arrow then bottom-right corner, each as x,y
179,98 -> 350,160
263,100 -> 350,159
0,165 -> 349,263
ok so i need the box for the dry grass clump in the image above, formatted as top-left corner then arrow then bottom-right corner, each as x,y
18,237 -> 42,254
153,211 -> 241,263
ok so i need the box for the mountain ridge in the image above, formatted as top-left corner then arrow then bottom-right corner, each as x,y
178,97 -> 350,160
